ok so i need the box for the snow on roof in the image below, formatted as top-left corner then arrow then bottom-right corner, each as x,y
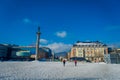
74,41 -> 104,46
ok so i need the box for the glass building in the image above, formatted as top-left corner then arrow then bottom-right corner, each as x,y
11,46 -> 53,60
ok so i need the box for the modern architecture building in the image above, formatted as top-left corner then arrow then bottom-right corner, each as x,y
0,44 -> 53,61
108,48 -> 120,64
11,46 -> 53,60
0,44 -> 12,60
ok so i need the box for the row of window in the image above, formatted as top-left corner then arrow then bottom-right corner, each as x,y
77,53 -> 104,57
77,48 -> 104,50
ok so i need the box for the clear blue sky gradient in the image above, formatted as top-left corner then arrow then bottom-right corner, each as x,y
0,0 -> 120,47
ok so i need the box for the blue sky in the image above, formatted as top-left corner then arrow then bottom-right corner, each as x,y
0,0 -> 120,52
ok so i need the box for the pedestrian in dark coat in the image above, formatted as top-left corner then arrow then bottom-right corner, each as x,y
63,59 -> 66,66
74,60 -> 77,66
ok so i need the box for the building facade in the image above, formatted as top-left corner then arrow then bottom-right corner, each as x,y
68,41 -> 108,62
11,46 -> 53,60
108,48 -> 120,64
0,44 -> 8,59
0,44 -> 53,61
0,44 -> 12,60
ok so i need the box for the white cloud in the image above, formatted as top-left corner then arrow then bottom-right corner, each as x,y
23,18 -> 40,26
46,42 -> 72,53
23,18 -> 31,23
40,39 -> 48,44
56,31 -> 67,38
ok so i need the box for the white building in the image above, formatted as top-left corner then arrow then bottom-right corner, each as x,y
68,41 -> 108,62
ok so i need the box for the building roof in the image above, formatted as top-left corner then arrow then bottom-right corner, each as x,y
73,41 -> 107,47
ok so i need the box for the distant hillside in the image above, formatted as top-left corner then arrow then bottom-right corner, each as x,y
54,52 -> 67,58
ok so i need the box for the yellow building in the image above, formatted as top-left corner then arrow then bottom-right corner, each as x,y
68,41 -> 108,62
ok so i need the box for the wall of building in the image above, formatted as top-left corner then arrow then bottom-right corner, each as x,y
68,41 -> 108,62
0,44 -> 53,61
11,46 -> 53,60
0,44 -> 8,58
0,44 -> 12,60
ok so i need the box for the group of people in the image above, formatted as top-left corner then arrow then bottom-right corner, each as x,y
63,59 -> 77,67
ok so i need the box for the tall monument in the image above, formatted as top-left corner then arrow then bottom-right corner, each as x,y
35,26 -> 41,60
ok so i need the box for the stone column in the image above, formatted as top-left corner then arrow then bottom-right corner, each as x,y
35,27 -> 41,60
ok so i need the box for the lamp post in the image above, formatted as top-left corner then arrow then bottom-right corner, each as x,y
35,26 -> 41,60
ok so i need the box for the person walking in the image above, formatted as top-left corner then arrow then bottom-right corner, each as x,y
63,59 -> 66,67
74,60 -> 77,66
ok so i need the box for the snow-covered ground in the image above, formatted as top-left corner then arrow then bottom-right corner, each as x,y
0,61 -> 120,80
